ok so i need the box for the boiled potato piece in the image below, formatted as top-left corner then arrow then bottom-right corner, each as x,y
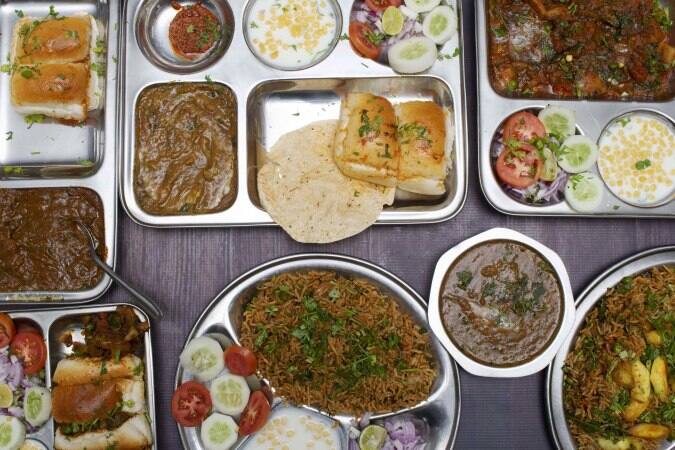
646,331 -> 662,346
650,356 -> 669,401
613,361 -> 634,387
597,437 -> 631,450
628,423 -> 670,440
631,360 -> 651,403
624,400 -> 649,422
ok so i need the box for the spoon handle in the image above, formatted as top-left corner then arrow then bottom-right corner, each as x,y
92,253 -> 164,320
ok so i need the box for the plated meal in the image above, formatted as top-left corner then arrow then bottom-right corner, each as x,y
120,0 -> 466,228
257,92 -> 453,243
0,187 -> 105,292
487,0 -> 674,100
0,305 -> 155,450
349,0 -> 458,73
563,265 -> 675,450
174,254 -> 460,449
134,82 -> 237,216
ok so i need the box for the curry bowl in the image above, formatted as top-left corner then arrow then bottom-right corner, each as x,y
428,227 -> 575,377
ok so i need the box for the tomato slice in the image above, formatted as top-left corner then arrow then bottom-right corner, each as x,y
495,142 -> 544,189
0,314 -> 15,348
10,332 -> 46,375
502,111 -> 546,143
172,381 -> 212,427
239,391 -> 271,436
349,22 -> 381,60
224,345 -> 257,376
365,0 -> 401,11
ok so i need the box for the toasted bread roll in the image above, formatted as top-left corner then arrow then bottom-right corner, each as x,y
334,93 -> 400,187
53,355 -> 143,386
55,414 -> 153,450
53,379 -> 146,423
394,101 -> 448,195
12,15 -> 93,65
11,63 -> 90,121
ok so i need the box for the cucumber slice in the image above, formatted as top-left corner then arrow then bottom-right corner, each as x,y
359,424 -> 387,450
540,147 -> 559,182
180,336 -> 225,382
0,416 -> 25,450
565,172 -> 604,212
209,374 -> 250,416
23,386 -> 51,427
538,106 -> 576,138
200,413 -> 238,450
388,36 -> 437,74
422,6 -> 457,44
558,135 -> 598,174
404,0 -> 441,13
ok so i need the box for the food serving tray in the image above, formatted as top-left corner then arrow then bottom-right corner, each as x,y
0,0 -> 120,304
546,245 -> 675,449
4,303 -> 158,450
174,253 -> 461,449
118,0 -> 468,227
476,0 -> 675,218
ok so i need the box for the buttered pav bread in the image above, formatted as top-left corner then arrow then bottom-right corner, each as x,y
395,101 -> 448,195
334,93 -> 400,187
9,12 -> 104,121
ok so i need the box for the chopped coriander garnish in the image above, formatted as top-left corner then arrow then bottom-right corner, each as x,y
79,159 -> 94,167
205,74 -> 213,83
5,131 -> 12,141
635,159 -> 651,170
48,5 -> 59,18
24,114 -> 45,129
91,62 -> 106,77
186,24 -> 195,33
339,33 -> 349,41
15,9 -> 24,18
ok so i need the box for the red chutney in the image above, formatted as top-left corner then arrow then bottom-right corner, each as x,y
169,3 -> 221,59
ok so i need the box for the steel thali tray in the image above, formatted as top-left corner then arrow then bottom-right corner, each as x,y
0,0 -> 120,305
118,0 -> 468,227
3,303 -> 158,450
174,253 -> 461,449
476,0 -> 675,218
546,246 -> 675,449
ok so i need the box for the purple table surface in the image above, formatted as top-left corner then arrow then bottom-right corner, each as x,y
81,2 -> 674,449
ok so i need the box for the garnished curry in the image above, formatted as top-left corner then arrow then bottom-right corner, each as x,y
440,240 -> 563,366
487,0 -> 674,100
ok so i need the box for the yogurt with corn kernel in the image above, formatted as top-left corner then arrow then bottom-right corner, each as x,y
241,406 -> 341,450
597,112 -> 675,207
246,0 -> 339,70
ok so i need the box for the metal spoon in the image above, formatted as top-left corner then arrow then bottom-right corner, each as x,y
75,221 -> 164,320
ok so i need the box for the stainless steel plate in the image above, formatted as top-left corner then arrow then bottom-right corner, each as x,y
119,0 -> 467,227
476,0 -> 675,218
4,303 -> 157,450
546,246 -> 675,449
428,227 -> 576,378
174,253 -> 461,449
0,0 -> 120,305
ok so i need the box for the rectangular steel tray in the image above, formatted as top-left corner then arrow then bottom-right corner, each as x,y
476,0 -> 675,218
118,0 -> 468,227
0,0 -> 119,304
4,303 -> 157,450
